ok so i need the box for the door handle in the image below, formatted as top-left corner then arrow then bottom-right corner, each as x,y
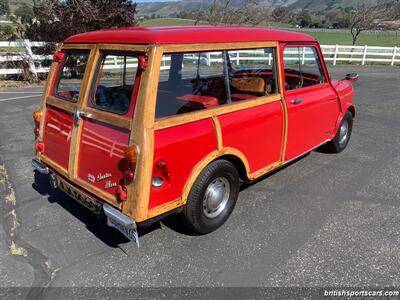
291,98 -> 304,105
73,109 -> 92,126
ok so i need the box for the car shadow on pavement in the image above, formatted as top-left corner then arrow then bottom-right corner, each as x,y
32,171 -> 162,247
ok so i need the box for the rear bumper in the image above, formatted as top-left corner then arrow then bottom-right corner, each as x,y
32,158 -> 137,227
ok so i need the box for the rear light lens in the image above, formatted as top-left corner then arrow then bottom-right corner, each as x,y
34,142 -> 46,153
116,185 -> 127,202
125,145 -> 139,163
123,170 -> 134,181
33,111 -> 42,123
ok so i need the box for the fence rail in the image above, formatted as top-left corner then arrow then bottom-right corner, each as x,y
0,40 -> 399,78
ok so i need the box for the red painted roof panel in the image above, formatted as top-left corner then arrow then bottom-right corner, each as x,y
64,26 -> 315,45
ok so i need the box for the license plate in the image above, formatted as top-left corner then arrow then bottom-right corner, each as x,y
54,175 -> 102,215
106,217 -> 139,247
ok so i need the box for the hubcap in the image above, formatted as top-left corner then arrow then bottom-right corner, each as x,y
202,177 -> 230,219
338,119 -> 349,146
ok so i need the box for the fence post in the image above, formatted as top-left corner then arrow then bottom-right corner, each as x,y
23,39 -> 38,80
361,45 -> 368,65
333,44 -> 338,66
391,46 -> 397,66
236,52 -> 240,65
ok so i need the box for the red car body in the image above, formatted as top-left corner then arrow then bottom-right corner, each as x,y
32,26 -> 356,240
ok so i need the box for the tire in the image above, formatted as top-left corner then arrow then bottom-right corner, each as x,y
326,110 -> 353,153
182,159 -> 240,234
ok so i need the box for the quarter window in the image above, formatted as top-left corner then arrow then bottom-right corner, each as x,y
155,48 -> 278,119
283,47 -> 325,91
156,51 -> 228,118
55,51 -> 89,102
90,53 -> 139,115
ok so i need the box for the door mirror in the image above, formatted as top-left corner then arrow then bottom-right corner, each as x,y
344,73 -> 359,82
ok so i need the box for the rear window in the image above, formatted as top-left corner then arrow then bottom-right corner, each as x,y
89,53 -> 139,115
55,51 -> 89,102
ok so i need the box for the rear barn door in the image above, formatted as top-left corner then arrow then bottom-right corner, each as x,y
75,52 -> 141,201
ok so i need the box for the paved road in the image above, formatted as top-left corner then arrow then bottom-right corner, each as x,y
0,66 -> 399,297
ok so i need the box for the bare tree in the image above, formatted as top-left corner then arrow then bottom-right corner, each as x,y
196,0 -> 271,26
26,0 -> 138,42
349,3 -> 388,45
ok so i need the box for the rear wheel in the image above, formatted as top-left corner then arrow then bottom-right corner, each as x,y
326,110 -> 353,153
182,159 -> 240,234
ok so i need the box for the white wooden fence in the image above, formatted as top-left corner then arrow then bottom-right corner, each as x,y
0,40 -> 399,78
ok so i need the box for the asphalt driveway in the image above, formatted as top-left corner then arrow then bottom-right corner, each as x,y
0,66 -> 400,298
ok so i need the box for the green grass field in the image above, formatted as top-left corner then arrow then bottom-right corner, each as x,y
139,18 -> 400,47
295,31 -> 400,47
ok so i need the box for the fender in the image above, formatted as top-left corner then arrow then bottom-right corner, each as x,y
180,147 -> 251,203
331,104 -> 355,140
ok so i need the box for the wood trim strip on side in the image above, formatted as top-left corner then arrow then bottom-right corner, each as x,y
96,44 -> 148,52
61,44 -> 96,50
45,96 -> 76,114
123,45 -> 164,222
211,115 -> 223,151
154,94 -> 281,130
276,43 -> 289,163
147,198 -> 186,220
162,41 -> 278,53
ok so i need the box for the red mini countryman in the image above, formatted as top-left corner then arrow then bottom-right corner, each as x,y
32,26 -> 357,244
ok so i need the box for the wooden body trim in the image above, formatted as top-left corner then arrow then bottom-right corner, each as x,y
123,46 -> 164,222
162,41 -> 278,53
154,94 -> 281,130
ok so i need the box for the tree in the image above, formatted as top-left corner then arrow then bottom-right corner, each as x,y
26,0 -> 138,42
0,0 -> 10,16
196,0 -> 272,26
14,3 -> 34,24
298,10 -> 311,28
272,7 -> 289,22
349,4 -> 387,45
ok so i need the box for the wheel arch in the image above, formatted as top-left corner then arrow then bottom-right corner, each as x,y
181,147 -> 250,203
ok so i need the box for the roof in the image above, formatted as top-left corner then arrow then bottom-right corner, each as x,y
64,26 -> 316,45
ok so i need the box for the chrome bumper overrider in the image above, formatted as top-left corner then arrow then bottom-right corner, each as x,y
103,203 -> 136,228
32,158 -> 49,174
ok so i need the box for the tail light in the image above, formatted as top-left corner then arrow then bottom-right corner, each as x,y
33,111 -> 42,123
33,111 -> 42,138
125,144 -> 139,163
34,142 -> 46,153
116,185 -> 127,202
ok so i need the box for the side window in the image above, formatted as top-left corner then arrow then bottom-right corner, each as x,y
90,53 -> 139,115
55,51 -> 90,102
227,47 -> 278,101
156,51 -> 228,118
283,47 -> 325,91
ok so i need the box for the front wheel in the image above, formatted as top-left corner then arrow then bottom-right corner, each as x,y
181,159 -> 240,234
326,110 -> 353,153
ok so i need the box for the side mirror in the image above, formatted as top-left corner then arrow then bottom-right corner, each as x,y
344,73 -> 359,82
